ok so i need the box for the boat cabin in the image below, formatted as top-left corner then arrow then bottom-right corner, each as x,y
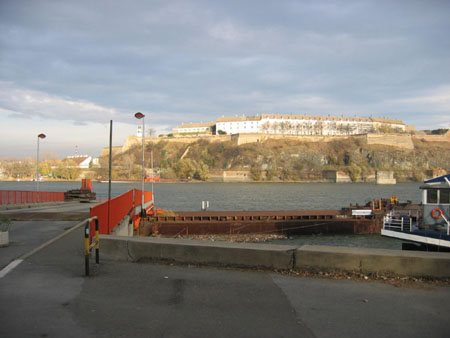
382,174 -> 450,251
420,174 -> 450,227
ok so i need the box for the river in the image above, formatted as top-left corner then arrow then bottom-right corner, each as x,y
1,181 -> 422,249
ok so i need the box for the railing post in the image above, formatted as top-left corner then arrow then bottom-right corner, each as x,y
401,217 -> 404,231
84,220 -> 90,276
409,217 -> 412,232
95,218 -> 100,264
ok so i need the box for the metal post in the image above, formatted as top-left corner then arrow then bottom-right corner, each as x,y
108,120 -> 112,233
95,218 -> 99,264
36,133 -> 46,202
151,148 -> 154,210
134,112 -> 146,216
84,220 -> 90,276
36,136 -> 40,194
141,116 -> 145,215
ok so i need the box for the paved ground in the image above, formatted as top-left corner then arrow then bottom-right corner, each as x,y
1,204 -> 449,338
0,201 -> 93,220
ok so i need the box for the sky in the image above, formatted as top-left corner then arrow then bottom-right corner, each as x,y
1,0 -> 449,159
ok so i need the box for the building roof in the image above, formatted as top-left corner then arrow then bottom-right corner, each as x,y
175,122 -> 215,129
217,115 -> 261,122
216,114 -> 405,125
63,156 -> 90,165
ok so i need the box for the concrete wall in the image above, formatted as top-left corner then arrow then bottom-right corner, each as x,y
110,215 -> 134,237
376,171 -> 396,184
122,135 -> 231,152
322,170 -> 352,183
100,236 -> 450,278
296,245 -> 450,278
100,235 -> 296,270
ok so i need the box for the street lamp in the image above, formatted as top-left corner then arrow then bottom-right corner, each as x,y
36,133 -> 46,195
134,112 -> 146,216
147,145 -> 155,211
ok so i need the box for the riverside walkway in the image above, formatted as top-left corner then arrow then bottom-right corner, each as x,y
1,203 -> 449,338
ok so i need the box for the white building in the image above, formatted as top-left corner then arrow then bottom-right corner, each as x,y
173,122 -> 215,135
216,114 -> 405,136
65,155 -> 92,168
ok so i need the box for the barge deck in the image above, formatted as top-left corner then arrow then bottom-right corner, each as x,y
141,209 -> 382,237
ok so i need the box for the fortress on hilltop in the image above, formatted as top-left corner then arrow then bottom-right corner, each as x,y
172,114 -> 406,136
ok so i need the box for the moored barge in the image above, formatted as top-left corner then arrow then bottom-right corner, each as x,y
141,208 -> 385,237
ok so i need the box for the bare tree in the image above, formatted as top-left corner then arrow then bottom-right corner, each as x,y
146,128 -> 156,137
122,154 -> 136,179
261,122 -> 271,134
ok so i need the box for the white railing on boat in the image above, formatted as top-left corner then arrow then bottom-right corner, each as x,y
383,215 -> 414,232
442,212 -> 450,236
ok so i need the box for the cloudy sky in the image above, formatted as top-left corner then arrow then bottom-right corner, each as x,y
1,0 -> 449,158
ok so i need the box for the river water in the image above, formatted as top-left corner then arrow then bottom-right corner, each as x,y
1,181 -> 422,249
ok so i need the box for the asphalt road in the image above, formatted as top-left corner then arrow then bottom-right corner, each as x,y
1,221 -> 449,338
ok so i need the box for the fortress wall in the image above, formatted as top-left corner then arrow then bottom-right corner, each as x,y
111,132 -> 419,156
233,133 -> 366,146
366,134 -> 414,150
413,130 -> 450,143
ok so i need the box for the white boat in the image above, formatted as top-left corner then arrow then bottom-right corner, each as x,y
382,174 -> 450,251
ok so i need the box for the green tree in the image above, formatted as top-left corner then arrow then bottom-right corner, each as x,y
347,164 -> 362,182
250,164 -> 262,181
174,159 -> 196,179
54,160 -> 80,180
266,167 -> 277,181
39,161 -> 52,177
194,161 -> 209,181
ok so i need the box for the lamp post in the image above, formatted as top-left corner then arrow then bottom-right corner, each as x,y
134,112 -> 146,216
36,133 -> 46,193
147,146 -> 155,211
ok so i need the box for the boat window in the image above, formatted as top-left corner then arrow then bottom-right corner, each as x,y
427,189 -> 438,204
440,189 -> 450,204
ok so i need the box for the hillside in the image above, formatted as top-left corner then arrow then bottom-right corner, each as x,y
101,132 -> 450,182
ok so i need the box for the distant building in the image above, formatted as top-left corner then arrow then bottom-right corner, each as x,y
216,114 -> 406,136
173,122 -> 216,135
64,155 -> 92,168
137,125 -> 143,137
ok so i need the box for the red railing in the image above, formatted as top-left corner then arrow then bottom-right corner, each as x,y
89,189 -> 153,238
0,190 -> 65,205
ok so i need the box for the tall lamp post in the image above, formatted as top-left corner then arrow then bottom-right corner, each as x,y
36,134 -> 46,202
134,112 -> 146,216
36,133 -> 46,195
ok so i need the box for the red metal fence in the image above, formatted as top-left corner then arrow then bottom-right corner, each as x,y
89,189 -> 153,238
0,190 -> 65,205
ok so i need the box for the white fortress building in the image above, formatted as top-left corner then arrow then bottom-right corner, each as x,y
174,114 -> 406,136
172,122 -> 216,135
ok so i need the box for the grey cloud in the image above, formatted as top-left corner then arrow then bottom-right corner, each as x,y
0,0 -> 449,131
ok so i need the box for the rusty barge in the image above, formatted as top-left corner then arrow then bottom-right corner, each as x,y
139,207 -> 386,237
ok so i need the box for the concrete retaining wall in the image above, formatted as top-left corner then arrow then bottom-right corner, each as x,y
100,235 -> 296,270
296,245 -> 450,278
110,215 -> 134,237
99,236 -> 450,278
